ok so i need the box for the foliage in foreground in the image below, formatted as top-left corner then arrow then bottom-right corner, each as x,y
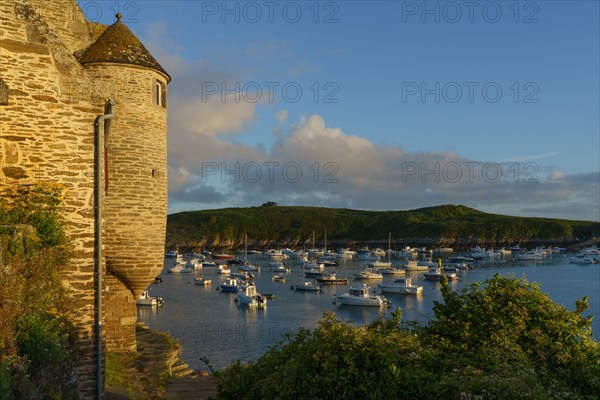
0,183 -> 77,399
216,275 -> 600,400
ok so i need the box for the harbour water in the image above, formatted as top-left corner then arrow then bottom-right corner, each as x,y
138,254 -> 600,371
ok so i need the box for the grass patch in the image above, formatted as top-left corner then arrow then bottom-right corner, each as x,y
105,352 -> 135,388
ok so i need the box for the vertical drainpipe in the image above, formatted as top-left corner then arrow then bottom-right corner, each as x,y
94,99 -> 115,400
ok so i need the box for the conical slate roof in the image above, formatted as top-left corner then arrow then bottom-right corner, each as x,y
78,13 -> 170,81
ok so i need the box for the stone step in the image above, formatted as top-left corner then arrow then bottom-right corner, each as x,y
171,360 -> 195,378
172,368 -> 196,378
171,361 -> 189,373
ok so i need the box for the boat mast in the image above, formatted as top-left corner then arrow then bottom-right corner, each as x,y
388,232 -> 391,264
244,232 -> 248,263
324,229 -> 327,253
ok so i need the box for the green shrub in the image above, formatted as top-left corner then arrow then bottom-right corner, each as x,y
216,275 -> 600,399
0,183 -> 77,399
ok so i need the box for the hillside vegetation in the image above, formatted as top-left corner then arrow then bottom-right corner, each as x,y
166,205 -> 599,250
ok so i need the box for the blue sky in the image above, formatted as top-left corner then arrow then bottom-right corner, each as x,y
80,1 -> 599,220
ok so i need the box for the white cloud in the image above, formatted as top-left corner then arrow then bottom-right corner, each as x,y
275,110 -> 288,123
167,113 -> 599,221
169,95 -> 257,137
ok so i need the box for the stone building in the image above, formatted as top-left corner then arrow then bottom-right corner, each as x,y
0,0 -> 170,396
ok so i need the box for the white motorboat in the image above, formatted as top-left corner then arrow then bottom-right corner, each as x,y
219,277 -> 246,293
403,260 -> 429,271
378,277 -> 423,294
165,250 -> 179,258
514,251 -> 544,261
201,261 -> 217,267
569,255 -> 599,264
167,265 -> 193,273
315,272 -> 349,285
353,267 -> 383,279
236,285 -> 267,308
422,266 -> 458,281
369,260 -> 392,268
136,291 -> 164,306
378,267 -> 406,276
397,247 -> 417,258
292,281 -> 322,291
263,249 -> 287,259
358,254 -> 380,263
335,248 -> 355,258
193,277 -> 211,286
303,262 -> 325,271
336,284 -> 391,307
185,258 -> 202,269
216,265 -> 231,274
238,263 -> 260,272
371,248 -> 386,257
269,263 -> 291,273
230,271 -> 253,281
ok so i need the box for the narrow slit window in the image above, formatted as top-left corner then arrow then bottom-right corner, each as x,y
153,80 -> 166,108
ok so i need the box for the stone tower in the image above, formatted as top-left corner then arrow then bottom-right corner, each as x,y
78,13 -> 170,351
0,1 -> 169,396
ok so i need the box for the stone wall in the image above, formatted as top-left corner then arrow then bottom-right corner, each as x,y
1,0 -> 169,396
0,1 -> 105,396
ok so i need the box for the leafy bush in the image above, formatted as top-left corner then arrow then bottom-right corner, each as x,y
216,275 -> 600,399
0,183 -> 77,399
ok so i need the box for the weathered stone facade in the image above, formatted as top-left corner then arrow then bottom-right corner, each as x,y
0,0 -> 169,397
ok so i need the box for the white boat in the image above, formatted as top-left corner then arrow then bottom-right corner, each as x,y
353,267 -> 383,279
165,250 -> 179,258
263,249 -> 287,259
433,247 -> 454,253
136,290 -> 164,306
193,277 -> 211,286
514,251 -> 544,261
369,260 -> 392,268
403,260 -> 429,271
219,277 -> 246,293
272,275 -> 286,282
371,248 -> 386,257
292,281 -> 322,291
422,266 -> 458,281
335,248 -> 355,258
315,273 -> 349,285
185,258 -> 202,269
239,233 -> 260,271
356,247 -> 371,257
269,263 -> 290,273
336,284 -> 391,307
397,247 -> 417,258
303,262 -> 325,271
230,271 -> 253,281
378,277 -> 423,294
201,261 -> 217,267
239,263 -> 260,272
358,254 -> 380,263
416,247 -> 433,255
378,267 -> 406,276
216,265 -> 231,274
167,265 -> 193,273
569,255 -> 599,264
236,285 -> 267,308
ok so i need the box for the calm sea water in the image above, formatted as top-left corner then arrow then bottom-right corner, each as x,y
138,254 -> 600,371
